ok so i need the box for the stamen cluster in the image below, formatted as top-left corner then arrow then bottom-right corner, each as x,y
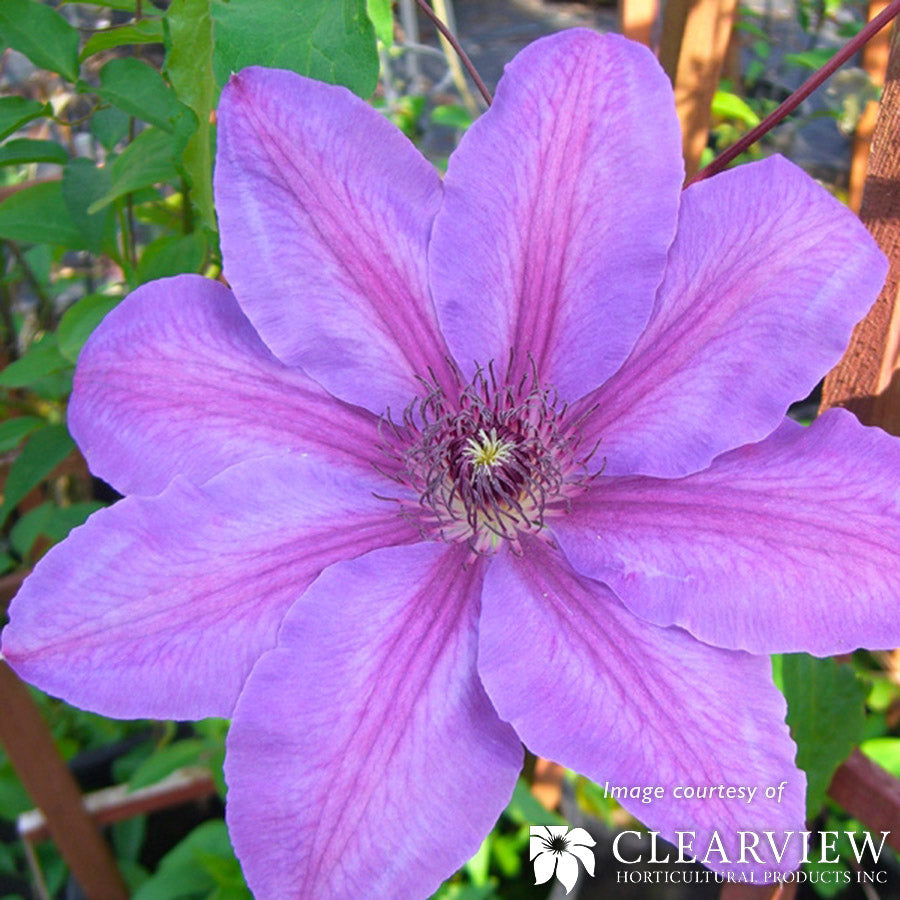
381,363 -> 592,553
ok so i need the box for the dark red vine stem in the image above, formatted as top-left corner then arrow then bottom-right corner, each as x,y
413,0 -> 493,106
688,0 -> 900,186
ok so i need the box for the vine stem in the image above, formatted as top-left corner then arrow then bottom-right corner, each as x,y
413,0 -> 492,106
688,0 -> 900,186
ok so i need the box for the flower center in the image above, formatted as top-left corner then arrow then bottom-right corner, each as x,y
548,835 -> 569,854
464,428 -> 514,470
380,362 -> 594,553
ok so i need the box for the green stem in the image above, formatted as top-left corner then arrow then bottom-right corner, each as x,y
7,242 -> 53,330
181,177 -> 194,235
0,246 -> 19,362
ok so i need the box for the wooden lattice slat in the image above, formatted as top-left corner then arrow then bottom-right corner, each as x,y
0,662 -> 129,899
660,0 -> 739,177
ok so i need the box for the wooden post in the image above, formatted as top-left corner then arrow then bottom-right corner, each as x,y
820,25 -> 900,431
660,0 -> 739,178
818,17 -> 900,868
620,0 -> 657,47
0,662 -> 129,900
827,750 -> 900,851
849,2 -> 893,212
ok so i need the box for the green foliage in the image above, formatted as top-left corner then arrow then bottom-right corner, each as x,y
57,293 -> 121,362
0,96 -> 49,141
88,128 -> 180,214
0,416 -> 43,453
0,423 -> 74,525
431,104 -> 474,130
211,0 -> 380,98
367,0 -> 394,46
63,158 -> 118,256
860,736 -> 900,776
0,334 -> 70,389
784,48 -> 838,71
711,90 -> 760,128
79,19 -> 165,62
0,139 -> 68,167
132,821 -> 251,900
137,232 -> 207,283
164,0 -> 216,228
9,500 -> 102,558
0,0 -> 80,81
775,654 -> 869,815
90,105 -> 131,151
0,181 -> 90,248
95,58 -> 187,133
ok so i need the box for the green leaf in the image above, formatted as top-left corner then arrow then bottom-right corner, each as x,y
88,127 -> 179,213
0,0 -> 80,81
128,739 -> 208,791
431,104 -> 473,129
860,737 -> 900,777
212,0 -> 379,98
112,814 -> 147,864
0,767 -> 32,818
136,232 -> 207,284
96,58 -> 183,132
164,0 -> 216,228
0,334 -> 70,388
711,90 -> 761,127
132,820 -> 236,900
65,0 -> 137,9
80,19 -> 165,62
0,416 -> 44,453
779,654 -> 868,815
57,293 -> 121,363
0,424 -> 75,525
62,158 -> 117,255
0,180 -> 88,248
503,779 -> 565,826
90,105 -> 130,151
9,500 -> 103,557
366,0 -> 393,46
0,95 -> 49,141
0,138 -> 67,167
784,48 -> 837,71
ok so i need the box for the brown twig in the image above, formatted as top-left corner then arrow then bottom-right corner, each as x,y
689,0 -> 900,185
413,0 -> 492,106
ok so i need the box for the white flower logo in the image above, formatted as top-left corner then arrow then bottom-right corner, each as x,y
529,825 -> 596,894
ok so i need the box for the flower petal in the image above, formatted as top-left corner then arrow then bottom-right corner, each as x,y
568,844 -> 595,877
478,540 -> 806,877
533,852 -> 556,885
429,30 -> 683,400
555,853 -> 579,894
215,67 -> 452,414
1,456 -> 416,720
575,155 -> 888,477
69,275 -> 388,496
225,542 -> 522,899
530,834 -> 551,860
566,828 -> 596,848
554,409 -> 900,655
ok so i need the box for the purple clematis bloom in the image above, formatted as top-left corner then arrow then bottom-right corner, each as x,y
3,27 -> 900,897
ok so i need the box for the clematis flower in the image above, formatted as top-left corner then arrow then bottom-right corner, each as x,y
3,27 -> 900,898
531,825 -> 596,893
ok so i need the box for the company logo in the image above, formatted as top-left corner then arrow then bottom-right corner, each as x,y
530,825 -> 596,894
